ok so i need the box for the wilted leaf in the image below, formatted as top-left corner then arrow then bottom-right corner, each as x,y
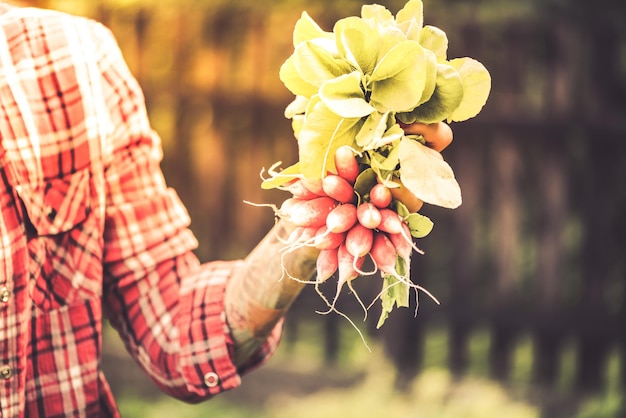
398,137 -> 462,209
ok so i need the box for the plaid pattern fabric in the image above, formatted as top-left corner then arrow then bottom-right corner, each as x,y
0,4 -> 280,417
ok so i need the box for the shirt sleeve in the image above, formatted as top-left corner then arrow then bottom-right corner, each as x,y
86,21 -> 282,402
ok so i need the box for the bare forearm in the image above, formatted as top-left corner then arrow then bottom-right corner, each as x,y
224,219 -> 318,366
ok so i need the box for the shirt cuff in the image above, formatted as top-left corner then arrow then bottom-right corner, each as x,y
177,259 -> 282,400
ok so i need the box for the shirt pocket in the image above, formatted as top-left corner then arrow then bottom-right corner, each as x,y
16,169 -> 92,236
16,169 -> 101,310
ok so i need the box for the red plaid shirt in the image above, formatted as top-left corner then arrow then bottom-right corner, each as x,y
0,4 -> 280,417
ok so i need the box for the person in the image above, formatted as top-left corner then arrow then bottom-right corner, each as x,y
0,2 -> 454,417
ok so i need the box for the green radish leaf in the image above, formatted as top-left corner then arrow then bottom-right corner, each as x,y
293,41 -> 352,89
370,145 -> 400,172
334,17 -> 379,75
416,49 -> 438,106
448,57 -> 492,122
397,18 -> 421,42
420,25 -> 448,62
319,71 -> 376,118
354,167 -> 378,198
377,262 -> 410,329
369,41 -> 427,112
261,162 -> 302,189
355,111 -> 391,149
293,11 -> 334,46
291,115 -> 305,139
279,56 -> 319,98
396,0 -> 423,28
394,200 -> 411,218
298,96 -> 363,179
396,63 -> 463,124
361,4 -> 394,23
398,137 -> 462,209
373,122 -> 405,150
284,95 -> 310,119
370,40 -> 422,82
405,212 -> 434,238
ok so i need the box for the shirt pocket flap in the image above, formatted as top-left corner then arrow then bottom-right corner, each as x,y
16,169 -> 92,236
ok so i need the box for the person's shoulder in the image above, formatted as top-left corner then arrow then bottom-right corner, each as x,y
0,4 -> 95,28
0,5 -> 116,56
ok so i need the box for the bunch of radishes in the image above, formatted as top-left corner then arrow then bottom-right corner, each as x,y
273,145 -> 431,316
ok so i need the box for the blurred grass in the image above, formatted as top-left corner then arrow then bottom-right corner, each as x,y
105,322 -> 624,418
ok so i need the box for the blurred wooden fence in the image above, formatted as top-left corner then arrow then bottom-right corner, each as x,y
44,0 -> 626,410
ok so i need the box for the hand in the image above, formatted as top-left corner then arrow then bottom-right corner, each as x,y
392,122 -> 454,212
400,121 -> 453,152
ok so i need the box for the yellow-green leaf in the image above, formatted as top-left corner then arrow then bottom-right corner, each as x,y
293,41 -> 351,88
420,25 -> 448,62
298,96 -> 363,179
334,16 -> 379,74
370,41 -> 427,111
361,4 -> 394,23
448,57 -> 492,122
293,11 -> 333,47
396,0 -> 423,28
261,162 -> 302,189
396,63 -> 463,124
319,71 -> 376,118
279,55 -> 318,98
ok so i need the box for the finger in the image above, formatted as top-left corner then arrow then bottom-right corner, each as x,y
390,185 -> 423,213
400,122 -> 453,152
380,177 -> 424,213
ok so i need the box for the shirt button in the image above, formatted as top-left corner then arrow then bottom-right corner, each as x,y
0,365 -> 13,380
46,206 -> 57,221
0,286 -> 10,303
203,372 -> 219,388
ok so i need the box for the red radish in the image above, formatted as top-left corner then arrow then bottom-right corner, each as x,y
322,174 -> 355,204
285,226 -> 317,245
369,183 -> 393,208
377,208 -> 405,235
334,145 -> 359,184
378,209 -> 425,255
337,243 -> 364,288
325,203 -> 357,233
345,223 -> 374,258
300,177 -> 327,196
389,221 -> 413,260
356,202 -> 382,229
279,197 -> 303,214
282,196 -> 337,228
369,232 -> 399,275
285,179 -> 320,199
316,248 -> 338,283
313,226 -> 345,250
